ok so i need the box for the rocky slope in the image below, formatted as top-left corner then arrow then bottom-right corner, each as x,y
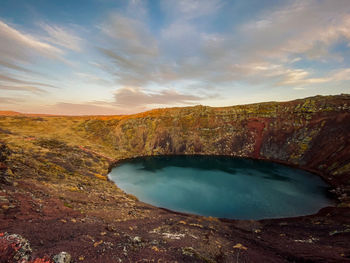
0,94 -> 350,262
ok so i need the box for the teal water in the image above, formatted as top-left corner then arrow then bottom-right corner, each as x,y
108,156 -> 333,219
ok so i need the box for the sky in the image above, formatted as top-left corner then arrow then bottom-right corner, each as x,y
0,0 -> 350,115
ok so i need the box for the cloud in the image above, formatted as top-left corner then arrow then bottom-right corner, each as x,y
0,85 -> 47,94
0,20 -> 68,96
331,68 -> 350,82
96,2 -> 230,90
100,14 -> 158,57
113,86 -> 203,107
48,102 -> 121,116
74,72 -> 113,86
96,13 -> 164,86
276,67 -> 350,87
277,69 -> 330,86
43,86 -> 205,115
161,21 -> 196,43
161,0 -> 223,20
0,20 -> 63,63
239,0 -> 350,61
0,59 -> 33,73
0,73 -> 57,89
94,6 -> 225,90
89,0 -> 350,113
97,0 -> 350,92
170,0 -> 350,87
125,0 -> 148,20
97,11 -> 236,90
0,20 -> 84,92
0,97 -> 23,105
40,23 -> 83,52
170,0 -> 350,88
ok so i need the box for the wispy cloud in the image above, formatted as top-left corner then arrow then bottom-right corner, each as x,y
0,96 -> 23,105
331,68 -> 350,82
43,86 -> 205,115
40,23 -> 83,52
0,59 -> 33,73
74,72 -> 113,86
48,102 -> 120,115
0,20 -> 81,98
113,86 -> 203,107
0,85 -> 47,94
239,0 -> 350,61
161,0 -> 223,20
276,67 -> 350,87
0,73 -> 57,89
96,13 -> 163,87
0,20 -> 63,63
100,14 -> 158,56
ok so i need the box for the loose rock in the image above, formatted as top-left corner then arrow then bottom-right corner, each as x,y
53,251 -> 71,263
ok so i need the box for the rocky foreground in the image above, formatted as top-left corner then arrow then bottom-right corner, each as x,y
0,94 -> 350,262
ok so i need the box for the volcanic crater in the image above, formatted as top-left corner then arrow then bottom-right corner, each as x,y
1,94 -> 350,262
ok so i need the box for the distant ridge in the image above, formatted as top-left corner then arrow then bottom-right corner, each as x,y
0,111 -> 58,117
1,94 -> 349,117
0,111 -> 23,116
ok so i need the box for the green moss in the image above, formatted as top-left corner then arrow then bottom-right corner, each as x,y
333,163 -> 350,175
35,138 -> 68,149
63,202 -> 73,208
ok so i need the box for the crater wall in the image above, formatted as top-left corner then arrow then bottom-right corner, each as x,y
78,95 -> 350,187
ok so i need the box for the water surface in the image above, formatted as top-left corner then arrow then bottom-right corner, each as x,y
108,156 -> 332,219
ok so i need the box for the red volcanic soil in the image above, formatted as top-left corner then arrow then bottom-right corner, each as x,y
247,117 -> 268,158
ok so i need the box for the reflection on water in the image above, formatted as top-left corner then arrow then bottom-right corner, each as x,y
109,156 -> 333,219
